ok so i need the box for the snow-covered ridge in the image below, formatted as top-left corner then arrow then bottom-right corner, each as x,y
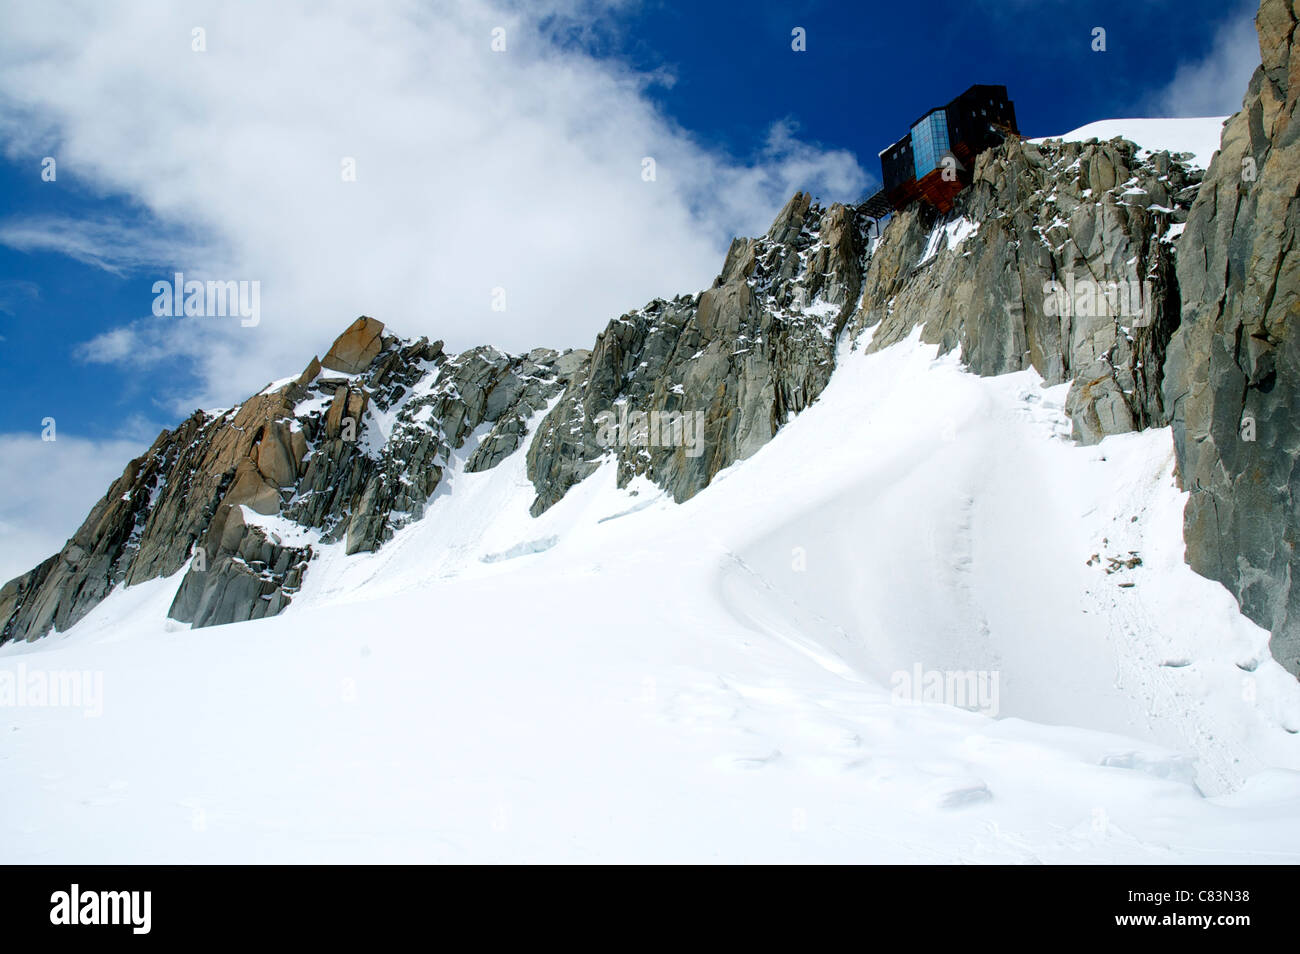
1031,116 -> 1229,170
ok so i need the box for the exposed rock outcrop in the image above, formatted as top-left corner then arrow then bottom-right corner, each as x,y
321,315 -> 385,373
526,191 -> 867,514
1164,0 -> 1300,673
0,322 -> 572,638
847,135 -> 1197,444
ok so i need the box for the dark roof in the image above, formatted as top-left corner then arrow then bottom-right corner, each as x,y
905,83 -> 1009,130
859,188 -> 895,220
879,84 -> 1009,159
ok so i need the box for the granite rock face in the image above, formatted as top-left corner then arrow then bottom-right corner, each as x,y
1164,0 -> 1300,673
0,322 -> 571,637
526,192 -> 868,515
321,315 -> 385,373
846,135 -> 1199,444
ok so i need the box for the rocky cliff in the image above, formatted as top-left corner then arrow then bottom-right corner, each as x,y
1164,0 -> 1300,674
0,322 -> 575,634
0,113 -> 1211,643
527,192 -> 866,513
847,135 -> 1196,443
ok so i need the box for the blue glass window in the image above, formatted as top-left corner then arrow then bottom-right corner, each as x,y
911,110 -> 950,179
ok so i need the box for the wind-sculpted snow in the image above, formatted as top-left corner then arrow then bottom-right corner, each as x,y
4,333 -> 1299,862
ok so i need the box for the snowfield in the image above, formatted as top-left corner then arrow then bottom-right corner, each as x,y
3,330 -> 1300,863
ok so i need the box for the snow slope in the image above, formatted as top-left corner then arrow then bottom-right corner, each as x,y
3,332 -> 1300,863
1032,116 -> 1229,170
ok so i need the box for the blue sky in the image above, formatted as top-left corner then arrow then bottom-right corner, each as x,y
582,0 -> 1252,171
0,0 -> 1264,578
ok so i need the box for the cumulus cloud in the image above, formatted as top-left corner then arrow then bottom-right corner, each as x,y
1150,4 -> 1261,116
0,434 -> 147,585
0,0 -> 867,411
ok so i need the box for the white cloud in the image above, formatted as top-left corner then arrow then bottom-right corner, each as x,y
1150,4 -> 1261,116
74,318 -> 212,370
0,216 -> 207,277
0,279 -> 40,315
0,434 -> 146,585
0,0 -> 867,411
